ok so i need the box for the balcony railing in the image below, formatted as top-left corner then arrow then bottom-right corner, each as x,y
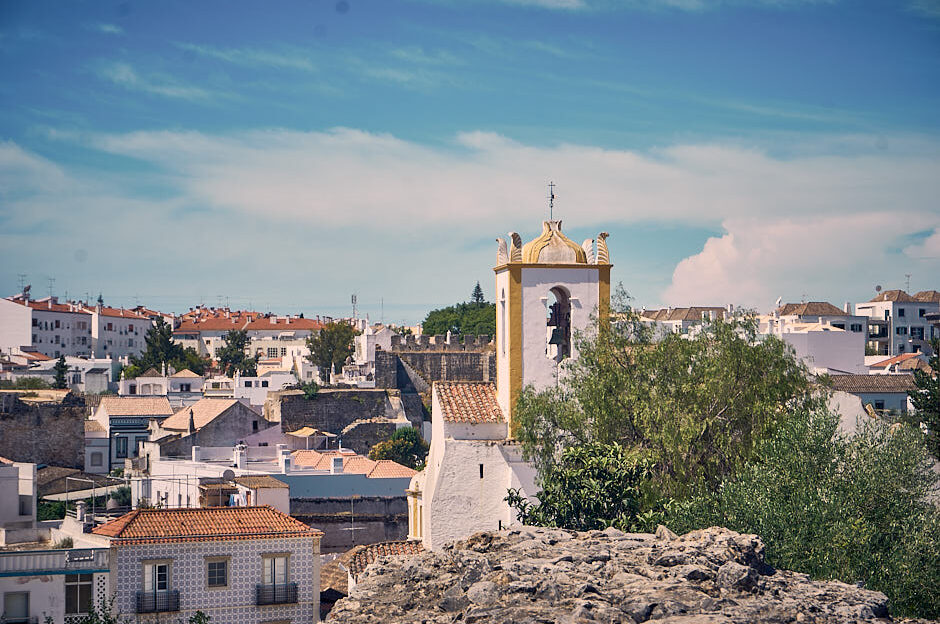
0,549 -> 109,575
256,583 -> 298,605
135,590 -> 180,613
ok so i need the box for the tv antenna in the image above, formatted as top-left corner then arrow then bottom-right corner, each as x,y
47,277 -> 56,298
351,294 -> 358,320
17,274 -> 26,292
548,181 -> 555,220
905,274 -> 911,293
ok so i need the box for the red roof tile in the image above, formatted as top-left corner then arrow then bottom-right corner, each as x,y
869,289 -> 916,303
348,540 -> 424,579
914,290 -> 940,303
9,299 -> 92,315
869,352 -> 923,369
244,317 -> 325,331
435,382 -> 504,424
92,506 -> 320,545
776,301 -> 847,316
99,396 -> 173,417
829,374 -> 915,393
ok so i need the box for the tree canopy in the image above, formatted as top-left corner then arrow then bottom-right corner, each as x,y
422,283 -> 495,336
124,318 -> 208,378
909,337 -> 940,460
305,322 -> 358,382
217,329 -> 257,377
368,427 -> 429,469
53,355 -> 68,389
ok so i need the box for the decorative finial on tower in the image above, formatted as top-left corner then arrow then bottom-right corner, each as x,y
596,232 -> 610,264
548,181 -> 555,220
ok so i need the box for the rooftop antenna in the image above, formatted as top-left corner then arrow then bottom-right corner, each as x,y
17,274 -> 26,292
548,181 -> 556,220
905,274 -> 911,293
47,277 -> 56,298
351,293 -> 358,320
381,297 -> 384,324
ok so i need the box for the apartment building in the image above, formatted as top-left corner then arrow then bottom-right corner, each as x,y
0,295 -> 94,359
855,289 -> 940,355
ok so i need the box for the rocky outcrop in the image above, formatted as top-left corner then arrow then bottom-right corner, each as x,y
327,526 -> 900,623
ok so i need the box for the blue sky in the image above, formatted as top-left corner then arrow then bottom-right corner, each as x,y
1,0 -> 939,324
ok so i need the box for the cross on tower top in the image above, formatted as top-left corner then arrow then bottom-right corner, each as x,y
548,181 -> 556,219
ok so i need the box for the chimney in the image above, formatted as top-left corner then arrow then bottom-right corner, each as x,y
285,316 -> 290,325
270,316 -> 276,325
330,456 -> 344,474
192,445 -> 201,462
843,302 -> 850,314
233,444 -> 247,469
278,448 -> 292,474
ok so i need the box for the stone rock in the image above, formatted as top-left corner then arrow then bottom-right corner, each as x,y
326,526 -> 901,623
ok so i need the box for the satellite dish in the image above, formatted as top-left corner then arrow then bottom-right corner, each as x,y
875,285 -> 882,292
775,296 -> 782,308
221,469 -> 236,481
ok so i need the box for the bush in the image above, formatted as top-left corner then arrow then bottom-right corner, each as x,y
54,537 -> 73,549
299,381 -> 319,400
38,500 -> 66,521
664,408 -> 940,618
368,427 -> 429,469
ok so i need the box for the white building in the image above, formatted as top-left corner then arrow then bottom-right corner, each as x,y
759,316 -> 867,375
10,356 -> 115,393
118,367 -> 205,408
855,289 -> 940,356
409,220 -> 612,550
0,294 -> 94,359
640,306 -> 729,336
234,371 -> 299,407
0,458 -> 38,546
88,397 -> 174,473
82,303 -> 153,360
90,506 -> 321,624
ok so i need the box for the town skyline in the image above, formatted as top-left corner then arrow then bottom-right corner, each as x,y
2,0 -> 939,324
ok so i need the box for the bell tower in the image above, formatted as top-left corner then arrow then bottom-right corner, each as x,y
494,221 -> 611,431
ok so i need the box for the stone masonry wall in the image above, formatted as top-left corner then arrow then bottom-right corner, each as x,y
0,392 -> 85,468
291,496 -> 408,554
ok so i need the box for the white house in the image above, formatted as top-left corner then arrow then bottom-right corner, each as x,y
409,220 -> 612,550
90,506 -> 322,623
759,316 -> 867,375
0,458 -> 38,546
234,371 -> 299,407
88,397 -> 174,473
82,303 -> 153,360
855,289 -> 940,356
0,294 -> 94,359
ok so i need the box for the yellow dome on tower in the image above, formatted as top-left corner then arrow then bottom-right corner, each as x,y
521,220 -> 588,264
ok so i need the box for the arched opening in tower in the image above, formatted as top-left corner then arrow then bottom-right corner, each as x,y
546,286 -> 571,363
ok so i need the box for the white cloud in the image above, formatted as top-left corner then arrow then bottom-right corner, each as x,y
175,43 -> 316,72
90,23 -> 124,35
905,228 -> 940,260
97,62 -> 210,100
26,127 -> 940,312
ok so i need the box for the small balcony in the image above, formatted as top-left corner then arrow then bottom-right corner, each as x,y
1,617 -> 38,624
256,583 -> 298,605
135,590 -> 180,613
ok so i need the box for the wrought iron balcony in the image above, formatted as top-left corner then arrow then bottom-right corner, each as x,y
135,590 -> 180,613
256,582 -> 298,605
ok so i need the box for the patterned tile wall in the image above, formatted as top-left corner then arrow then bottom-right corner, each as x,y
113,536 -> 320,623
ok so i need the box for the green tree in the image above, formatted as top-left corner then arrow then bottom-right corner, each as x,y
305,322 -> 358,382
471,281 -> 485,304
422,301 -> 496,336
507,441 -> 650,532
664,408 -> 940,619
368,427 -> 429,469
909,337 -> 940,459
217,329 -> 257,376
515,293 -> 816,499
52,355 -> 69,389
127,318 -> 208,376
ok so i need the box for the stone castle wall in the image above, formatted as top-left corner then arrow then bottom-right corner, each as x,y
0,392 -> 85,468
291,496 -> 408,554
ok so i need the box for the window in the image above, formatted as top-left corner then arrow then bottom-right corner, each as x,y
179,383 -> 191,392
143,562 -> 170,591
135,436 -> 148,457
115,437 -> 128,459
898,308 -> 906,317
106,323 -> 113,331
479,464 -> 484,479
261,380 -> 268,388
32,318 -> 38,327
919,308 -> 926,317
546,286 -> 571,363
911,327 -> 925,340
267,348 -> 278,358
262,555 -> 289,585
874,401 -> 885,410
245,380 -> 252,387
90,452 -> 103,467
65,574 -> 93,615
850,323 -> 863,333
3,592 -> 29,623
252,421 -> 259,431
280,347 -> 287,356
55,320 -> 60,329
129,384 -> 136,395
831,322 -> 845,330
128,324 -> 134,332
18,495 -> 31,516
896,326 -> 908,335
207,559 -> 228,588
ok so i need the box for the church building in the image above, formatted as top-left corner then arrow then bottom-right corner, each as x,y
407,220 -> 611,550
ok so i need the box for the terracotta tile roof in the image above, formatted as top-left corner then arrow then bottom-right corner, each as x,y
170,368 -> 201,378
19,350 -> 51,361
244,317 -> 325,331
869,352 -> 923,369
96,306 -> 149,320
640,307 -> 727,322
136,367 -> 163,378
829,374 -> 915,394
435,382 -> 504,424
320,555 -> 352,596
99,396 -> 173,417
174,318 -> 249,333
289,449 -> 415,478
9,299 -> 92,315
869,289 -> 916,303
347,540 -> 424,580
161,398 -> 239,431
776,301 -> 846,316
914,290 -> 940,303
367,460 -> 417,479
234,475 -> 289,489
92,506 -> 320,545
